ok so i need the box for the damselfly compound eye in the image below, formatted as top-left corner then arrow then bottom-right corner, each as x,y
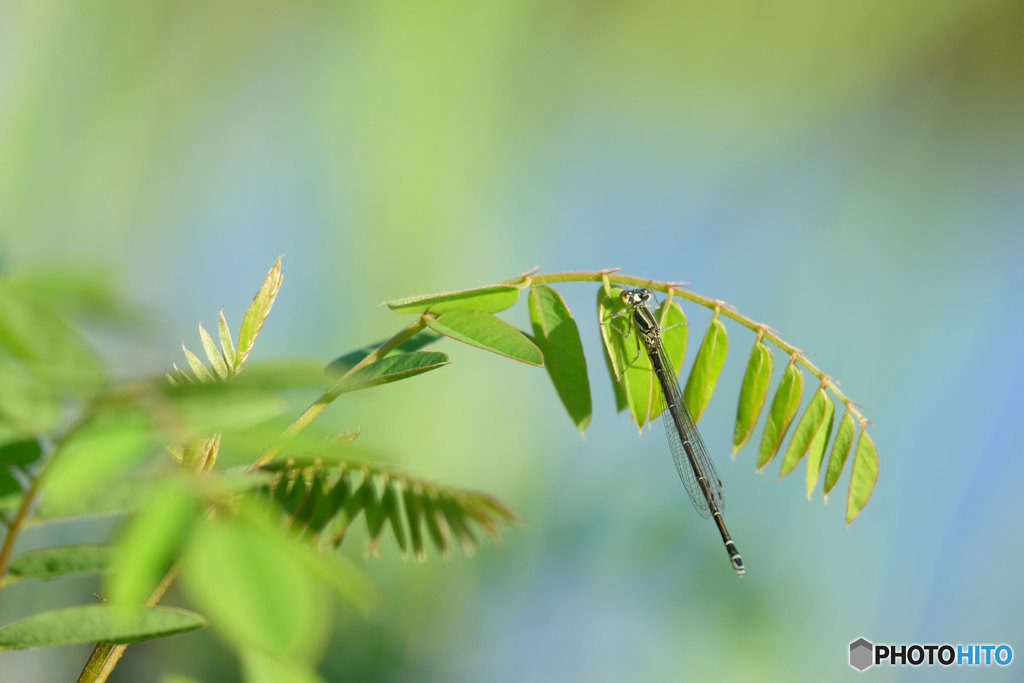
620,288 -> 650,307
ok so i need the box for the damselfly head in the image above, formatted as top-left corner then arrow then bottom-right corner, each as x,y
620,288 -> 653,307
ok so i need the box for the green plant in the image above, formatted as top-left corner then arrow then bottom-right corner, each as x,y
0,259 -> 877,681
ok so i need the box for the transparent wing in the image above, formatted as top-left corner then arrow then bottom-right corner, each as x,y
648,338 -> 725,518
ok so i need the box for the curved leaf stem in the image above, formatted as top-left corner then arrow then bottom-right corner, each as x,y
506,269 -> 866,425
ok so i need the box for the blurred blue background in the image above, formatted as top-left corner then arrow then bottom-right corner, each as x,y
1,1 -> 1022,680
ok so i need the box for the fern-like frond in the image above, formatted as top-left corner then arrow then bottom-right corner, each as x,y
256,457 -> 520,561
165,257 -> 284,472
173,257 -> 282,384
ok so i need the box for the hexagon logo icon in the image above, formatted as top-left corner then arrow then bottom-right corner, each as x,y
849,638 -> 874,671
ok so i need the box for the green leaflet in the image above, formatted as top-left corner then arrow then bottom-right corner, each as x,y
824,410 -> 856,498
326,329 -> 443,375
528,285 -> 591,433
361,479 -> 387,556
597,287 -> 686,431
805,395 -> 835,499
218,309 -> 237,368
199,323 -> 229,380
779,386 -> 831,478
756,360 -> 804,470
846,426 -> 878,525
682,315 -> 728,423
5,544 -> 112,582
649,297 -> 688,423
733,339 -> 774,455
332,478 -> 373,546
329,351 -> 450,394
403,487 -> 426,562
386,284 -> 521,314
462,495 -> 504,541
309,474 -> 350,536
0,438 -> 43,468
286,469 -> 327,533
420,493 -> 450,560
180,433 -> 220,473
473,493 -> 520,527
440,496 -> 478,556
597,297 -> 628,414
598,287 -> 655,431
0,605 -> 205,649
182,346 -> 215,382
107,480 -> 200,605
272,470 -> 297,508
236,256 -> 283,367
383,482 -> 407,556
426,310 -> 543,366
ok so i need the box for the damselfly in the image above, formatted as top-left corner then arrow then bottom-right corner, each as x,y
616,288 -> 745,577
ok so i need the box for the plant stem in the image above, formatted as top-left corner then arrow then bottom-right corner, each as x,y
77,566 -> 181,683
0,471 -> 43,579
